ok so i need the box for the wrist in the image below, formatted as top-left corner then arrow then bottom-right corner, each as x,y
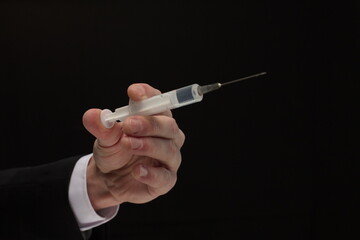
86,157 -> 120,211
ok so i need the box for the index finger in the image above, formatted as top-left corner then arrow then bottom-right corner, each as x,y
127,83 -> 173,117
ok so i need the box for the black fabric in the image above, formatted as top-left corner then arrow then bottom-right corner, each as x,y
0,155 -> 107,240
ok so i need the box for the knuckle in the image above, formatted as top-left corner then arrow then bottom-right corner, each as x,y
169,118 -> 178,137
167,140 -> 179,156
167,142 -> 182,170
171,174 -> 178,188
166,172 -> 177,191
158,171 -> 177,195
173,152 -> 182,170
179,129 -> 186,146
148,116 -> 161,133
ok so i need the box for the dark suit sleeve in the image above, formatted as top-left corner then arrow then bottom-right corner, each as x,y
0,155 -> 108,240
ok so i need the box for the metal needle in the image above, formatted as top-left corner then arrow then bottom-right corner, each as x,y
220,72 -> 267,87
198,72 -> 267,95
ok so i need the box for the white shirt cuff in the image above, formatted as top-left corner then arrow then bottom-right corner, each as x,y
68,154 -> 119,231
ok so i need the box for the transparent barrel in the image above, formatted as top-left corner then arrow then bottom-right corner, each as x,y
101,84 -> 203,128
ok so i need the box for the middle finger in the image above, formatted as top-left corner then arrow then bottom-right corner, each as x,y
122,115 -> 185,148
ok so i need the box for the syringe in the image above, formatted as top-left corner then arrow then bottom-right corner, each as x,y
101,72 -> 267,128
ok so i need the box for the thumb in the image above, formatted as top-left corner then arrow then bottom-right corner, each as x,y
82,108 -> 123,147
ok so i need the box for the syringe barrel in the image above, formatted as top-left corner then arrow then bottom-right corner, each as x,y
169,84 -> 203,109
101,84 -> 203,128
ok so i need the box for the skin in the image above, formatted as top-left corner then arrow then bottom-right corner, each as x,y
82,83 -> 185,211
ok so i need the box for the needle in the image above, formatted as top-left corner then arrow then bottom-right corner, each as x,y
220,72 -> 267,87
198,72 -> 267,95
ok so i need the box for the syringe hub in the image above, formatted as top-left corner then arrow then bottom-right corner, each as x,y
197,83 -> 222,95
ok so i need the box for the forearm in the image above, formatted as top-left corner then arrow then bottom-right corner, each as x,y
0,156 -> 83,239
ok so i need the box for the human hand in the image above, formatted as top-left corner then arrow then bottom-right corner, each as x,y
82,84 -> 185,210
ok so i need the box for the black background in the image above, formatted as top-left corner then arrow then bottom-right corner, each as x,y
0,1 -> 358,239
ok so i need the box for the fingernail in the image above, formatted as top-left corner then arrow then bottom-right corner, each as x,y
139,165 -> 148,177
129,137 -> 143,149
129,118 -> 142,134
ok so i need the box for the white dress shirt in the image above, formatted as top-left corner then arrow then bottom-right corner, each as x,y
68,154 -> 119,231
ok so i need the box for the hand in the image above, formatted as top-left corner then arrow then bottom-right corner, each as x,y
82,83 -> 185,210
